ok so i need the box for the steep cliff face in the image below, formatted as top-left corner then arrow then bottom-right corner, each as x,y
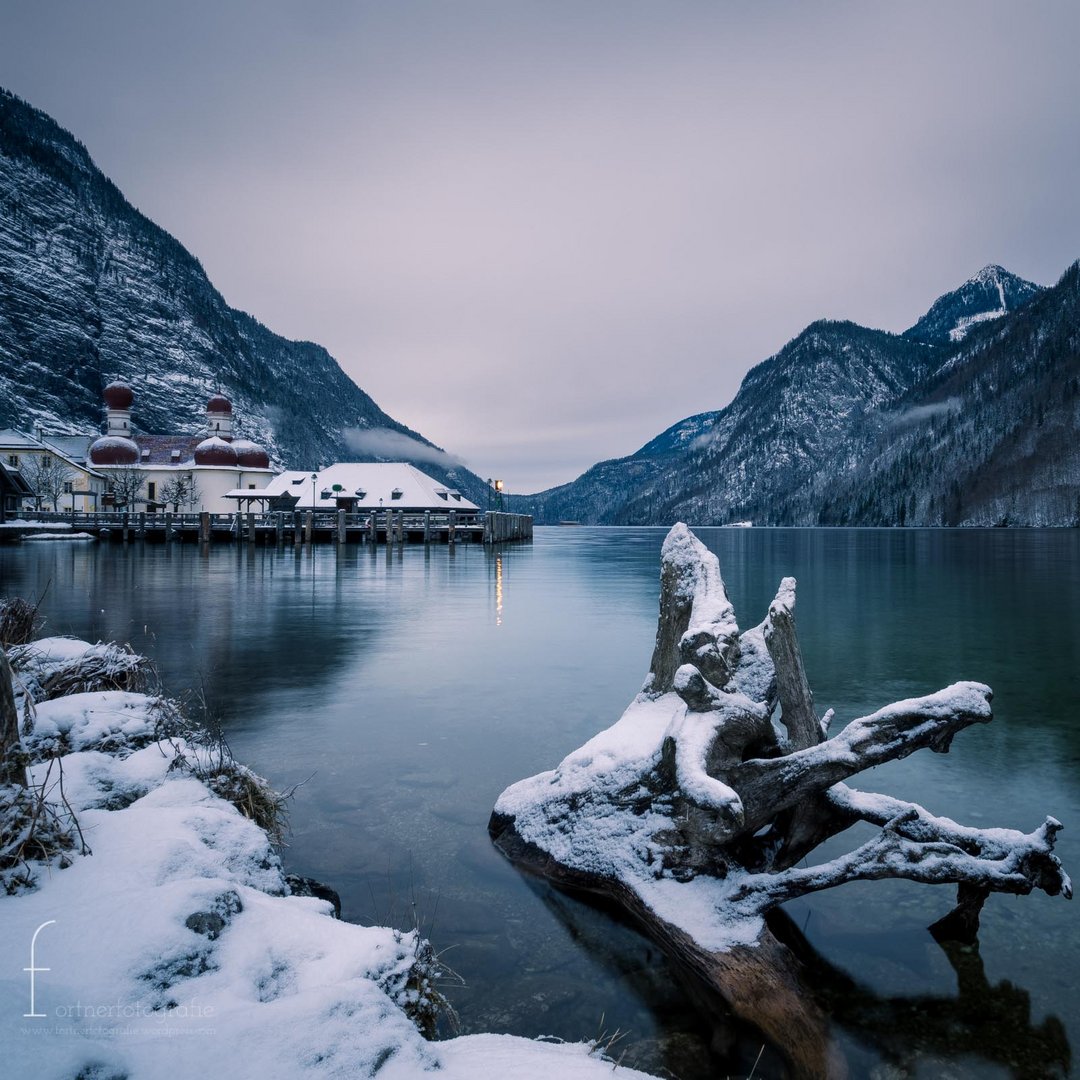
523,262 -> 1073,527
0,89 -> 485,501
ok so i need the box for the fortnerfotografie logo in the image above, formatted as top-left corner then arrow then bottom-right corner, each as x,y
23,920 -> 56,1018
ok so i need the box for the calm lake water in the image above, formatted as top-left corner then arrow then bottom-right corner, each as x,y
3,527 -> 1078,1079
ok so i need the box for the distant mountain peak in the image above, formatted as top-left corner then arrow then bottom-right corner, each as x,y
903,264 -> 1043,346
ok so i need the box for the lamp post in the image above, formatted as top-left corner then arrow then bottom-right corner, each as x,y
494,478 -> 505,512
310,472 -> 317,512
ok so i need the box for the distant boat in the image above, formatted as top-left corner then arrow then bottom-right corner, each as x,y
722,521 -> 753,528
557,520 -> 584,526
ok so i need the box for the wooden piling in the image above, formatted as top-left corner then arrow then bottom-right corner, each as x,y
448,509 -> 457,544
337,509 -> 346,544
305,511 -> 314,546
275,513 -> 284,545
423,510 -> 431,543
199,511 -> 210,544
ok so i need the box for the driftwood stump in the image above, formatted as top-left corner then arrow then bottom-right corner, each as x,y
489,524 -> 1071,1078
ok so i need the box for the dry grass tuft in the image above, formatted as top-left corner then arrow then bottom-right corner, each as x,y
0,596 -> 44,648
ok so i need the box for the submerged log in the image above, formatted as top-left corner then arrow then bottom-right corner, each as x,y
488,523 -> 1071,1078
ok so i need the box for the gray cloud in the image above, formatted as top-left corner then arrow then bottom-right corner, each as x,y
1,2 -> 1077,492
342,427 -> 464,469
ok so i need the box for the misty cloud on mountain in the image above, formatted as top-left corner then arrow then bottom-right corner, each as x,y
343,427 -> 464,469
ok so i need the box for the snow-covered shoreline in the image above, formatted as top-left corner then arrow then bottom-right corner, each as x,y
1,636 -> 653,1080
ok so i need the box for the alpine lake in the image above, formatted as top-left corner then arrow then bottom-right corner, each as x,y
3,526 -> 1078,1079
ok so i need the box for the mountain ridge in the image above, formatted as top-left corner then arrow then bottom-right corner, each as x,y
518,260 -> 1074,526
0,87 -> 487,502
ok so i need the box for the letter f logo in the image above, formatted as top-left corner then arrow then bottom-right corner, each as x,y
24,920 -> 55,1018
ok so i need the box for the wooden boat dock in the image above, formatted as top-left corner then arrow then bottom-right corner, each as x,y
7,509 -> 533,546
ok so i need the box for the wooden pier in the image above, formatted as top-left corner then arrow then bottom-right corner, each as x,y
12,509 -> 533,546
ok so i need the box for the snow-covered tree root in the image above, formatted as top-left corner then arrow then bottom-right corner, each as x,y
489,523 -> 1072,1079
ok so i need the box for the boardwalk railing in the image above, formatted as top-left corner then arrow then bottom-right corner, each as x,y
22,508 -> 531,545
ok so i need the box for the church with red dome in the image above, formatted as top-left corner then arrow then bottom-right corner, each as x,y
88,383 -> 275,512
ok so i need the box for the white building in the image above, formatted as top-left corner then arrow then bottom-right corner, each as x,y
0,428 -> 106,512
225,462 -> 480,516
87,383 -> 275,513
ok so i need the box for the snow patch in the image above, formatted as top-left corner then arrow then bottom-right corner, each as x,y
3,638 -> 658,1080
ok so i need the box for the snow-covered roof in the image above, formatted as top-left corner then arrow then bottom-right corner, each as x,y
0,428 -> 106,478
259,463 -> 479,511
132,434 -> 201,465
0,428 -> 50,449
41,434 -> 94,463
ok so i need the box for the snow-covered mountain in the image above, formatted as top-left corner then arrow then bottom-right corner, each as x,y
520,260 -> 1076,527
902,264 -> 1043,345
0,88 -> 486,502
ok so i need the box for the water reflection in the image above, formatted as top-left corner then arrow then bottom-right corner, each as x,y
1,528 -> 1078,1079
495,554 -> 503,627
769,911 -> 1071,1079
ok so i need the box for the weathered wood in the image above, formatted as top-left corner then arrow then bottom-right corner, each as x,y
199,511 -> 210,544
448,509 -> 456,544
764,577 -> 819,750
490,811 -> 845,1079
489,522 -> 1071,1078
304,511 -> 313,546
423,510 -> 431,543
0,649 -> 26,787
337,509 -> 346,544
645,527 -> 739,694
721,683 -> 993,840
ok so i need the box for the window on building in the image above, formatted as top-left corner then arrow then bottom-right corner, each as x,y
63,481 -> 73,494
248,484 -> 256,490
391,488 -> 403,500
6,454 -> 17,467
147,482 -> 157,501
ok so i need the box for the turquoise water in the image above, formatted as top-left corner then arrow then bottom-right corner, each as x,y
3,527 -> 1078,1078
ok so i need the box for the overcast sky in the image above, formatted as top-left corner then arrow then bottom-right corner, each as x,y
2,2 -> 1078,492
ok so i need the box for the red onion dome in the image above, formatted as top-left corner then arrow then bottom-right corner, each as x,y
193,436 -> 239,466
89,435 -> 140,465
103,381 -> 134,410
231,439 -> 270,468
206,394 -> 233,415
